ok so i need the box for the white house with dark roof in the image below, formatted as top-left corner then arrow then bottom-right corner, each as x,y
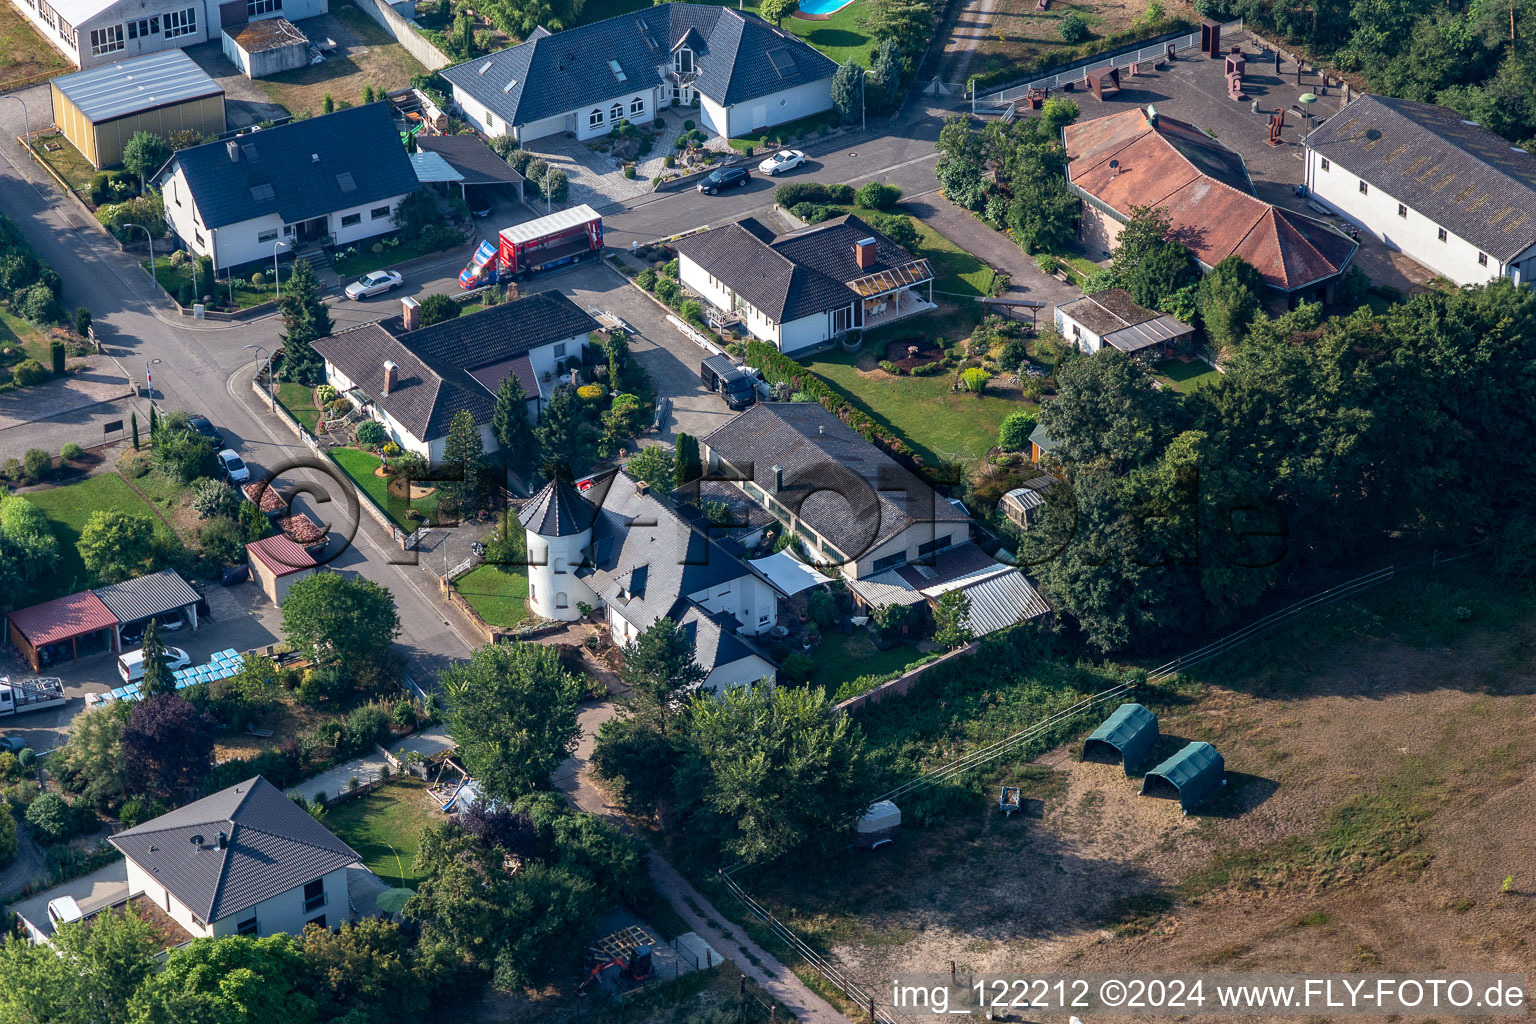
440,6 -> 835,143
675,213 -> 936,354
1304,94 -> 1536,287
8,0 -> 325,70
156,103 -> 418,270
312,290 -> 600,461
14,776 -> 382,946
519,471 -> 779,691
1055,288 -> 1193,357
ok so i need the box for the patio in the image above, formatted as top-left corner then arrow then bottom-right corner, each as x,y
863,286 -> 937,330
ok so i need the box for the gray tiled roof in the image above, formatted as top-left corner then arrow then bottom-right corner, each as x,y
415,134 -> 526,186
111,777 -> 359,926
161,104 -> 418,230
519,476 -> 596,536
311,290 -> 597,442
674,214 -> 922,323
92,570 -> 199,625
678,603 -> 771,678
441,6 -> 835,131
1307,94 -> 1536,262
701,403 -> 967,558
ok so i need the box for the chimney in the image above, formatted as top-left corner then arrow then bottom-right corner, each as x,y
401,295 -> 419,332
1146,104 -> 1159,127
818,424 -> 825,435
216,831 -> 228,850
226,140 -> 239,162
771,464 -> 783,491
635,479 -> 649,496
383,360 -> 399,396
854,237 -> 876,270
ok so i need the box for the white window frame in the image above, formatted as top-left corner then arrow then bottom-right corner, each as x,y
163,8 -> 196,38
89,24 -> 124,56
589,109 -> 603,128
258,229 -> 278,243
610,103 -> 623,122
340,213 -> 362,227
630,97 -> 645,116
247,0 -> 281,15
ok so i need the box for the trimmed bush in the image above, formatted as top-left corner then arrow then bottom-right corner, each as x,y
637,268 -> 657,291
911,361 -> 943,376
855,182 -> 902,210
12,359 -> 47,387
679,299 -> 703,324
878,359 -> 901,374
22,448 -> 51,482
60,442 -> 84,461
354,420 -> 388,448
962,367 -> 990,393
1059,11 -> 1091,42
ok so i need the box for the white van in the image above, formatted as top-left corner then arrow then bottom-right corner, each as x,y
117,646 -> 192,684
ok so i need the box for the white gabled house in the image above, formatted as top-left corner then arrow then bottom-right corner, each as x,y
440,6 -> 836,144
156,103 -> 419,271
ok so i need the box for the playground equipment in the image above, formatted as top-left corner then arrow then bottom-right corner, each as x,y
579,925 -> 656,994
998,786 -> 1022,817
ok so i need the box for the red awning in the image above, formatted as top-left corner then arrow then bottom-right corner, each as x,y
6,591 -> 119,647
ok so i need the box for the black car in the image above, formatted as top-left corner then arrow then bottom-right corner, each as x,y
468,192 -> 492,218
189,416 -> 223,447
696,167 -> 750,195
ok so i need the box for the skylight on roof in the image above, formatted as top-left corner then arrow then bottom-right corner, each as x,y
608,58 -> 627,83
502,78 -> 517,92
336,172 -> 357,193
241,143 -> 259,161
478,59 -> 493,74
766,48 -> 795,78
249,183 -> 275,202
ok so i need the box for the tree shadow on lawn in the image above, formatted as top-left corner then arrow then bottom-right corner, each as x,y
806,27 -> 868,48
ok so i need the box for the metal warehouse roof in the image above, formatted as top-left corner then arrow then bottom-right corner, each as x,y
53,50 -> 222,124
93,570 -> 200,624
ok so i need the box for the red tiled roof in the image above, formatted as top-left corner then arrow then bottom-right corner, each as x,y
246,535 -> 318,577
1065,107 -> 1356,291
6,591 -> 119,647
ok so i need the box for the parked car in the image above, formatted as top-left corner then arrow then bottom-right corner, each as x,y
117,646 -> 192,685
0,736 -> 26,753
188,416 -> 223,447
697,167 -> 750,195
757,149 -> 806,175
218,448 -> 250,483
700,355 -> 757,410
468,192 -> 492,218
118,609 -> 187,648
345,270 -> 404,299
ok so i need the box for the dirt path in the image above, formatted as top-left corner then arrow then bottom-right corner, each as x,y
556,702 -> 854,1024
937,0 -> 1000,89
0,829 -> 44,902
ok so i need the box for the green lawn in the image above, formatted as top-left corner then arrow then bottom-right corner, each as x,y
30,131 -> 98,195
815,630 -> 929,702
143,256 -> 289,310
577,0 -> 872,65
804,311 -> 1024,465
0,308 -> 61,393
730,109 -> 844,152
1151,357 -> 1221,394
332,232 -> 465,279
330,446 -> 441,530
913,219 -> 996,298
275,382 -> 322,430
324,779 -> 435,888
20,474 -> 178,603
0,0 -> 69,87
453,565 -> 530,628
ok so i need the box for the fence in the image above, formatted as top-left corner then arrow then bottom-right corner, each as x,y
351,0 -> 453,70
976,19 -> 1244,111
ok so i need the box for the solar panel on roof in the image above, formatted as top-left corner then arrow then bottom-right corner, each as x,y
250,183 -> 275,202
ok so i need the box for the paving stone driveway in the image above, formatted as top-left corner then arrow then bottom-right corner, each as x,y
524,108 -> 735,210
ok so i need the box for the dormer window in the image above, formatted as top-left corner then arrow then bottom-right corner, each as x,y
675,48 -> 694,74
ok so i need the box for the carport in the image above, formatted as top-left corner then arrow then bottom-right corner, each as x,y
415,134 -> 526,207
6,591 -> 119,671
1141,741 -> 1225,813
1082,702 -> 1159,774
93,570 -> 201,649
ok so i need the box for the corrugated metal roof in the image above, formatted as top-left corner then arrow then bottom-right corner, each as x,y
6,591 -> 119,646
246,535 -> 318,576
1002,476 -> 1057,513
939,567 -> 1051,635
92,570 -> 200,625
53,50 -> 222,125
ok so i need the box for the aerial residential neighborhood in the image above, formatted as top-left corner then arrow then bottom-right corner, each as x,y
0,0 -> 1534,1016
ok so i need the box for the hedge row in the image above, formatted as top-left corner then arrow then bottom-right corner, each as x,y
745,340 -> 927,472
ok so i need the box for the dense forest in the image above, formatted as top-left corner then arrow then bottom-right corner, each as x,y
1201,0 -> 1536,147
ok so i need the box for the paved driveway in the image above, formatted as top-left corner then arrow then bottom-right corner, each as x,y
0,355 -> 132,431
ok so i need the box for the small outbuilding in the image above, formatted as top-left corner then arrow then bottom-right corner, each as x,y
5,591 -> 119,671
247,535 -> 319,605
1000,475 -> 1058,532
223,18 -> 312,79
93,570 -> 201,648
50,50 -> 226,170
1082,702 -> 1159,774
1141,741 -> 1225,813
853,800 -> 901,849
415,133 -> 526,206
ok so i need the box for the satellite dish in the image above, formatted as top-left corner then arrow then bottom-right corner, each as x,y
1109,159 -> 1119,168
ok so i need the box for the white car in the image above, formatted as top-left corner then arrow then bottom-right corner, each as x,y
757,149 -> 807,175
345,270 -> 403,299
118,646 -> 192,684
218,449 -> 250,483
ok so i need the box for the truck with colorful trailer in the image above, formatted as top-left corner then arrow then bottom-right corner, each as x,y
459,204 -> 603,288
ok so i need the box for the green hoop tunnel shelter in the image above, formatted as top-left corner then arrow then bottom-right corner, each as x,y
1141,741 -> 1225,813
1081,703 -> 1159,774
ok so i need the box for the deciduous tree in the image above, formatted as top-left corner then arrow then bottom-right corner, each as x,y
619,616 -> 706,737
79,510 -> 157,584
280,572 -> 401,677
123,693 -> 215,799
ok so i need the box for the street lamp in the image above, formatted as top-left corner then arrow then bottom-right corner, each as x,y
3,95 -> 31,154
121,223 -> 154,281
545,163 -> 552,215
245,344 -> 275,413
273,238 -> 289,299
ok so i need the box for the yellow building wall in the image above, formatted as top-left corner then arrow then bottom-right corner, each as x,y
52,86 -> 226,169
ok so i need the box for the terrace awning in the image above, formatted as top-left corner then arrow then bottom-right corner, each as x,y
848,258 -> 935,298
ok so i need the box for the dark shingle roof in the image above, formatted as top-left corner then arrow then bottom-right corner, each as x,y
519,475 -> 597,536
415,134 -> 527,186
311,290 -> 597,442
92,570 -> 200,624
678,603 -> 769,678
162,104 -> 417,229
441,7 -> 835,130
110,777 -> 359,925
701,403 -> 966,557
674,214 -> 926,322
1306,94 -> 1536,262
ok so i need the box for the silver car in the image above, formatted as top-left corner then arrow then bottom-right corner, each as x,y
345,270 -> 404,299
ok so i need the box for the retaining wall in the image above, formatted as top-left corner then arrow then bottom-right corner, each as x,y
833,641 -> 978,715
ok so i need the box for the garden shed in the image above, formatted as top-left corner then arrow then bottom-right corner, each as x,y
247,534 -> 319,605
222,18 -> 312,79
1141,741 -> 1225,813
5,591 -> 119,670
51,50 -> 226,170
1081,702 -> 1159,774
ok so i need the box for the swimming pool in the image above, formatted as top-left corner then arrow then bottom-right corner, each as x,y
796,0 -> 857,16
